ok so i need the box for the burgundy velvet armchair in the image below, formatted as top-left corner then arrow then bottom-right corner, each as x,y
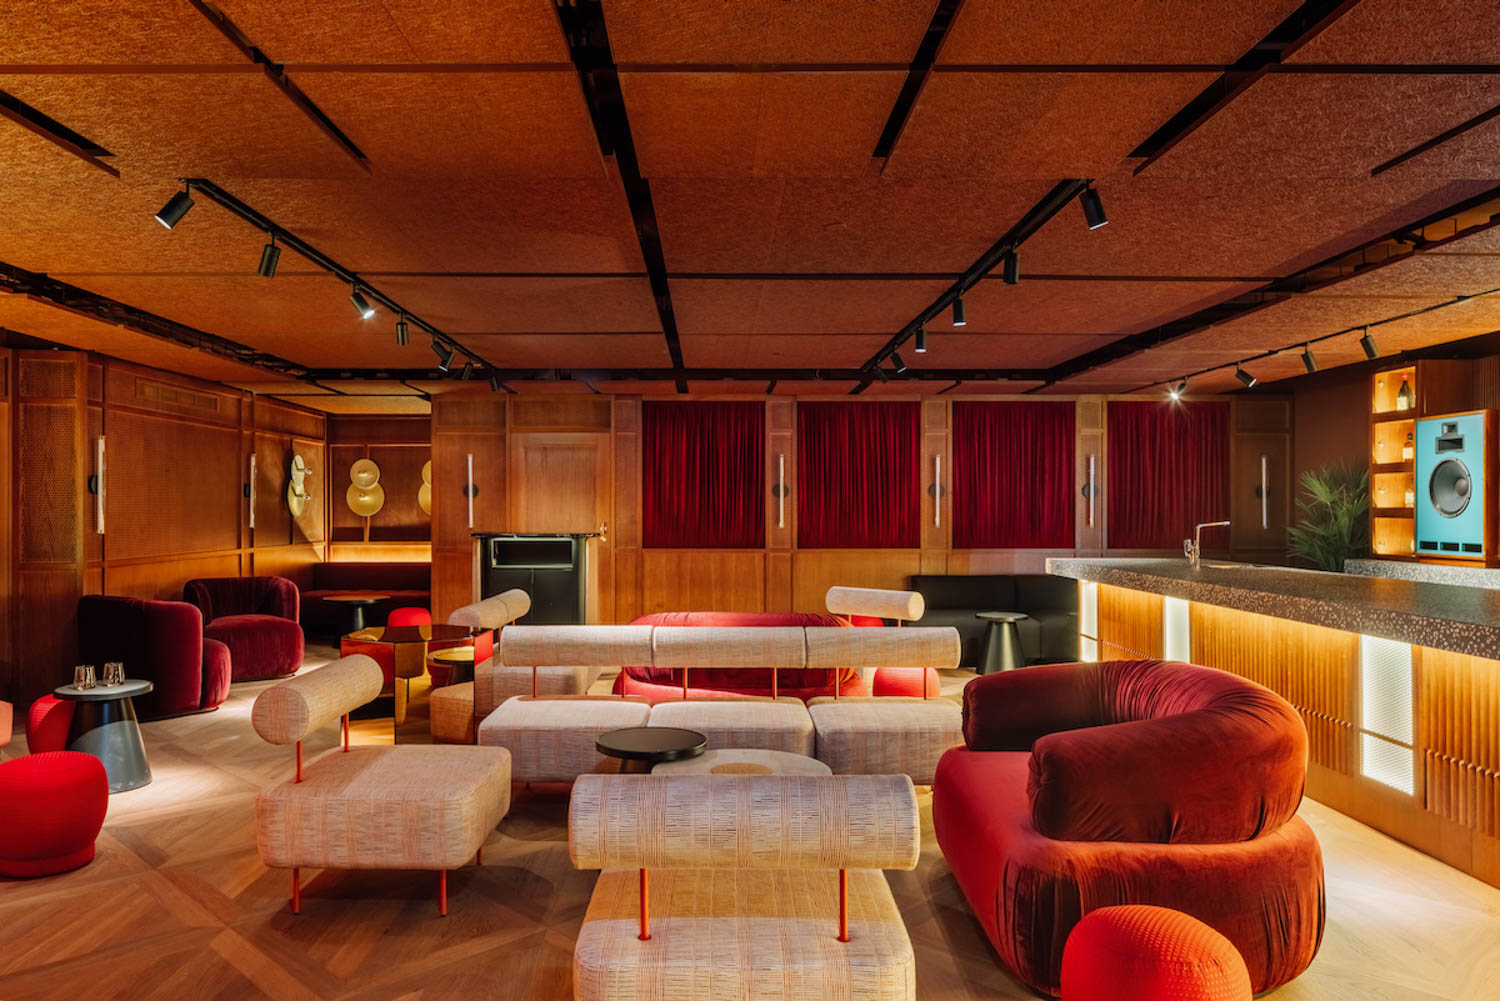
183,576 -> 304,682
77,595 -> 230,720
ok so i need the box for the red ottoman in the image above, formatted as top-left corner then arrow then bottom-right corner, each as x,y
0,751 -> 110,877
871,667 -> 941,698
27,696 -> 75,754
1062,906 -> 1253,1001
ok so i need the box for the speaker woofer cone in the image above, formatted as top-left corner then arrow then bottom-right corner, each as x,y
1430,457 -> 1472,517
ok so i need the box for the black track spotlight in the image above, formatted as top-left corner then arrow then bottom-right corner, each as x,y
1002,251 -> 1020,285
257,234 -> 280,277
350,287 -> 375,320
432,338 -> 453,372
395,317 -> 409,346
952,296 -> 967,326
874,367 -> 889,384
1168,379 -> 1187,402
460,359 -> 475,381
1234,364 -> 1258,389
154,185 -> 194,229
1301,344 -> 1318,373
914,326 -> 928,353
488,372 -> 502,393
1080,185 -> 1108,230
892,352 -> 908,374
1360,327 -> 1379,360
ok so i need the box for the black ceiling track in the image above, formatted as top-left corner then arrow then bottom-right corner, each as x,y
1129,0 -> 1362,175
0,258 -> 306,376
872,0 -> 964,159
295,365 -> 1053,384
0,87 -> 118,177
555,0 -> 688,393
1032,180 -> 1500,392
851,178 -> 1089,393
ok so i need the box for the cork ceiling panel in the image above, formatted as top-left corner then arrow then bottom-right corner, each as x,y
1315,253 -> 1500,300
211,0 -> 568,64
951,278 -> 1257,336
375,276 -> 661,334
459,333 -> 672,369
218,175 -> 646,273
294,71 -> 603,179
603,0 -> 937,64
0,72 -> 363,180
679,334 -> 883,369
0,1 -> 244,65
883,71 -> 1213,179
621,72 -> 903,177
1193,293 -> 1449,351
905,333 -> 1122,369
938,0 -> 1303,65
1288,0 -> 1500,65
1151,74 -> 1500,180
651,177 -> 1054,272
0,292 -> 273,383
671,279 -> 948,336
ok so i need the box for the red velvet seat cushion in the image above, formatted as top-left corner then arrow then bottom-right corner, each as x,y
932,747 -> 1324,997
1060,905 -> 1253,1001
205,614 -> 304,682
0,751 -> 109,878
27,696 -> 74,754
202,638 -> 232,709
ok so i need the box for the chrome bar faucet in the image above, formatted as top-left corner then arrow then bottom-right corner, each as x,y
1184,521 -> 1231,569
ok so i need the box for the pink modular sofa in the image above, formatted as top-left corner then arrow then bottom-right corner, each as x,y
611,611 -> 884,702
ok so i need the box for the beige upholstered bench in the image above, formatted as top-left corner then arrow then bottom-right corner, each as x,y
651,624 -> 807,700
430,682 -> 475,743
647,697 -> 815,755
807,696 -> 963,785
478,695 -> 652,783
252,655 -> 512,915
569,774 -> 920,1001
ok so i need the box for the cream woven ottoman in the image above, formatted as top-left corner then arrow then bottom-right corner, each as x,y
652,748 -> 832,776
807,697 -> 963,785
430,682 -> 475,744
648,697 -> 815,755
478,695 -> 651,782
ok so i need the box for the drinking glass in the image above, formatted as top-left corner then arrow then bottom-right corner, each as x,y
104,662 -> 125,686
73,665 -> 96,690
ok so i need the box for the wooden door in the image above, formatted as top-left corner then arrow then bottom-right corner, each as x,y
509,432 -> 612,621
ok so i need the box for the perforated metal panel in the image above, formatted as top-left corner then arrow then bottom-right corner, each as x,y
18,403 -> 80,563
18,356 -> 77,399
1360,634 -> 1414,745
1362,733 -> 1416,796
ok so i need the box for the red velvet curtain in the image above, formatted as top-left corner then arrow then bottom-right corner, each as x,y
1107,401 -> 1230,549
797,402 -> 920,549
643,401 -> 764,548
952,401 -> 1076,549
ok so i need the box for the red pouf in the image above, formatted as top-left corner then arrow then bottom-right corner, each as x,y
1061,906 -> 1253,1001
27,696 -> 75,754
0,751 -> 109,878
871,667 -> 941,698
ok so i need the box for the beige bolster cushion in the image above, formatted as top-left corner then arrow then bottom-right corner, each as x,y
252,655 -> 383,745
569,774 -> 919,872
805,626 -> 960,670
825,586 -> 925,621
651,626 -> 807,669
448,588 -> 532,630
500,624 -> 654,667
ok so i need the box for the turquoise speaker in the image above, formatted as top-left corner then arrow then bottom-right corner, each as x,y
1415,411 -> 1495,560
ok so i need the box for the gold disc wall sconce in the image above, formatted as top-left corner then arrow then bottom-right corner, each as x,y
286,453 -> 312,517
418,460 -> 432,515
347,457 -> 385,517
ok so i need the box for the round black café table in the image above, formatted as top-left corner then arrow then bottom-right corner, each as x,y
596,727 -> 707,773
53,679 -> 154,793
322,593 -> 389,635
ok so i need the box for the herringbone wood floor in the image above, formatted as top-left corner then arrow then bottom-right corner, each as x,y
5,655 -> 1500,1001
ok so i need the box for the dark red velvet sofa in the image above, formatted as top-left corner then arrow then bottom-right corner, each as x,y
77,595 -> 230,720
299,561 -> 432,635
933,659 -> 1324,997
611,611 -> 878,702
184,576 -> 304,682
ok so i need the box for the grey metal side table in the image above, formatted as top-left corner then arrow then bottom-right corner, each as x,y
53,679 -> 154,793
976,612 -> 1029,675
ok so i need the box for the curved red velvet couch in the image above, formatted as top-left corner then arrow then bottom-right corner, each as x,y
78,595 -> 230,720
611,611 -> 877,702
932,660 -> 1324,997
184,576 -> 304,682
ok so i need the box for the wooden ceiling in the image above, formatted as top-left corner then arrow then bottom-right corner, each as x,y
1,0 -> 1499,408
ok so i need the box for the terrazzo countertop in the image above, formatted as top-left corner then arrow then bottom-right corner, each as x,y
1047,557 -> 1500,660
1345,558 -> 1500,589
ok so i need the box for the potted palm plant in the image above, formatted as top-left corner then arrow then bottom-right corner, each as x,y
1287,461 -> 1370,572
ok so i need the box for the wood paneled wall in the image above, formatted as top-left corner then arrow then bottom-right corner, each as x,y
326,415 -> 431,553
430,391 -> 1267,625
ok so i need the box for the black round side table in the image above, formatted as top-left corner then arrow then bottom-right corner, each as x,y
53,679 -> 154,793
976,611 -> 1030,675
596,727 -> 707,773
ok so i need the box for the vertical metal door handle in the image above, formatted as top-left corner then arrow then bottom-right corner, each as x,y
96,436 -> 106,535
248,454 -> 256,530
1260,454 -> 1269,530
466,453 -> 474,529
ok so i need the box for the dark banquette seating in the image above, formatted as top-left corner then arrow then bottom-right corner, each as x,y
77,595 -> 231,720
933,659 -> 1324,997
909,574 -> 1077,667
184,576 -> 304,682
299,561 -> 432,635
